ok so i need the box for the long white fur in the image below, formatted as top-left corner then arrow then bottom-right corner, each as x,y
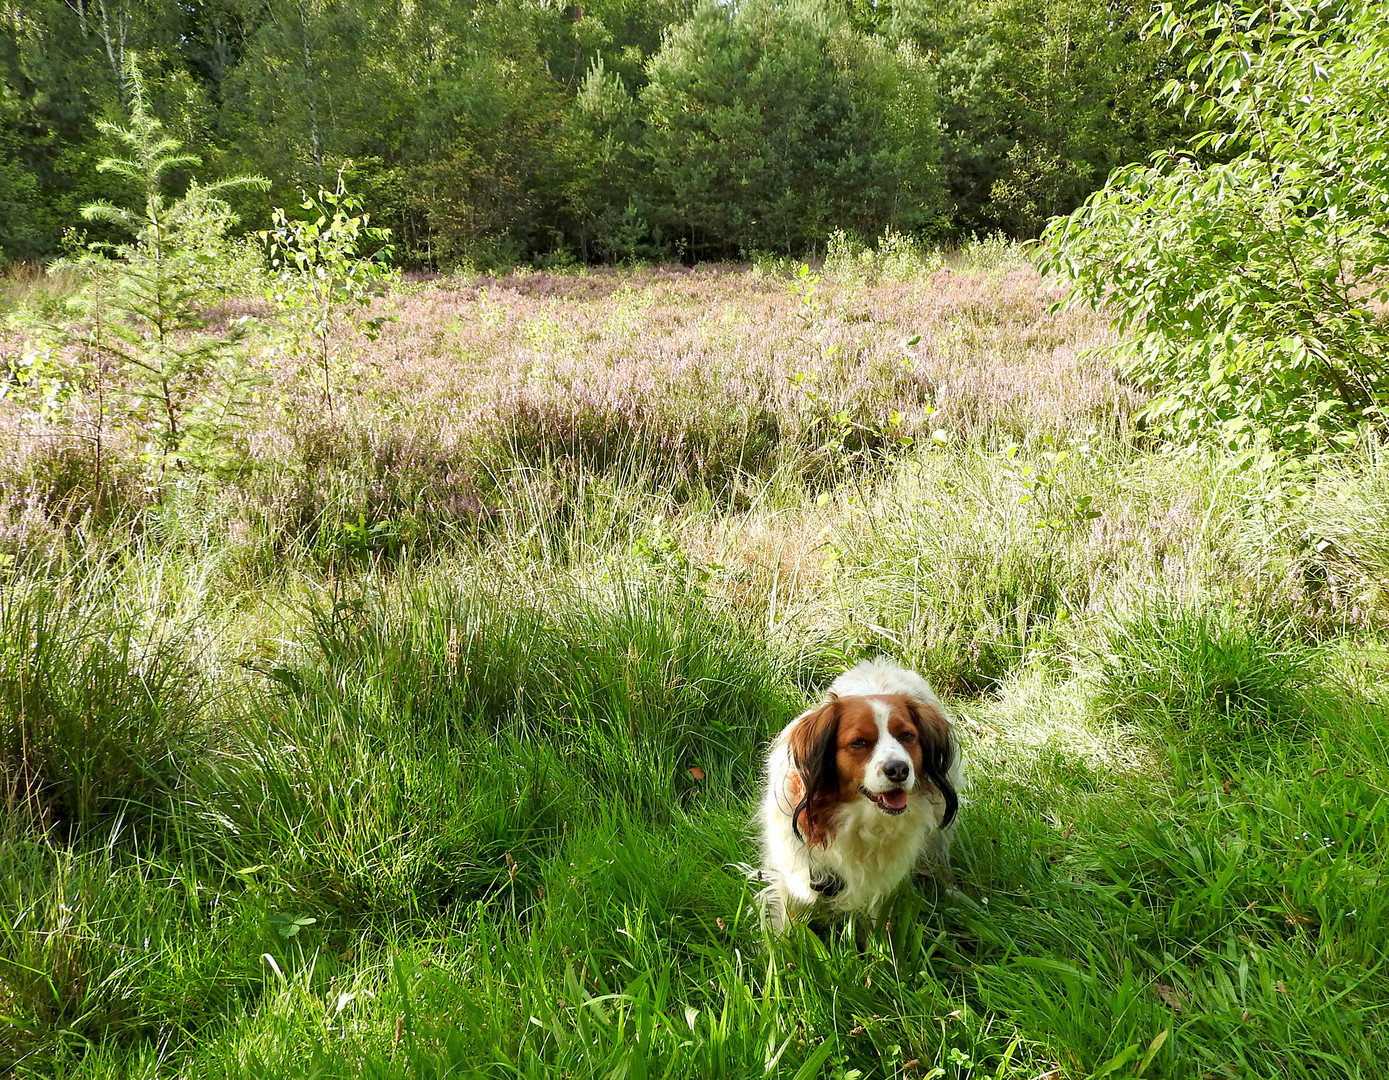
757,658 -> 965,931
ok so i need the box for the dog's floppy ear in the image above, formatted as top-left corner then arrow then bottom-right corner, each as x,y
907,700 -> 959,829
787,697 -> 841,847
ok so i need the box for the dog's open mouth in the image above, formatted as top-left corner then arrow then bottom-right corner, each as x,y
862,787 -> 909,815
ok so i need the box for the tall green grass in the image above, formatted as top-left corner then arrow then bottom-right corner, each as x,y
0,576 -> 210,835
178,574 -> 796,928
0,834 -> 274,1071
3,265 -> 1387,1079
34,674 -> 1385,1079
1092,603 -> 1321,743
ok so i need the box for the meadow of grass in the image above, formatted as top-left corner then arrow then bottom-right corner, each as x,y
1,249 -> 1387,1079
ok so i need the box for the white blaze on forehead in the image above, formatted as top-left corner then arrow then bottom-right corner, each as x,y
863,698 -> 915,791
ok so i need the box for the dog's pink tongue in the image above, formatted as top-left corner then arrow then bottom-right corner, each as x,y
881,789 -> 908,811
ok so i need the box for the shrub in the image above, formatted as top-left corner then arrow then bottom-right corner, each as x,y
823,227 -> 943,283
1042,0 -> 1389,457
263,183 -> 396,417
34,60 -> 267,501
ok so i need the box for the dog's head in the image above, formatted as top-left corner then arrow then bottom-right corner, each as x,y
787,692 -> 957,846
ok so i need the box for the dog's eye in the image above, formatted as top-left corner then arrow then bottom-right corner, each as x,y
897,731 -> 917,744
849,737 -> 871,750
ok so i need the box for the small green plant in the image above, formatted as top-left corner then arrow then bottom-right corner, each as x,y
788,261 -> 821,317
264,180 -> 396,416
632,516 -> 723,594
997,442 -> 1103,533
268,913 -> 318,939
824,227 -> 942,282
37,59 -> 267,493
785,268 -> 944,476
317,511 -> 406,571
790,369 -> 932,476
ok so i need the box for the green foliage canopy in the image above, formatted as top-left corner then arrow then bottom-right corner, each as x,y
1043,0 -> 1389,457
0,0 -> 1192,264
642,0 -> 941,260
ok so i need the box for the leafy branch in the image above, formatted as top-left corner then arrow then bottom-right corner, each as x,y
1041,0 -> 1389,460
263,179 -> 397,417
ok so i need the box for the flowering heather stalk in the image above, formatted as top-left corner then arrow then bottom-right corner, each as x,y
3,260 -> 1126,548
338,264 -> 1127,483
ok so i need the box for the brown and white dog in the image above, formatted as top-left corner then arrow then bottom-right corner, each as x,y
756,658 -> 963,931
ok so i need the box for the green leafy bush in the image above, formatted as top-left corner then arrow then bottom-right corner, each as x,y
1042,0 -> 1389,457
823,227 -> 943,282
263,182 -> 396,416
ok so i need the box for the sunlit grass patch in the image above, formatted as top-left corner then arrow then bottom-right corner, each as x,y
0,576 -> 211,835
0,261 -> 80,317
1091,603 -> 1322,744
183,573 -> 797,928
0,835 -> 274,1072
1,262 -> 1387,1079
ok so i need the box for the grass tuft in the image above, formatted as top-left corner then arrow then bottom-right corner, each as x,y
0,578 -> 209,834
1091,603 -> 1321,744
187,574 -> 797,926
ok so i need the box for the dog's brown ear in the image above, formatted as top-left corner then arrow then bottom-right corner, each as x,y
787,699 -> 841,847
907,700 -> 959,829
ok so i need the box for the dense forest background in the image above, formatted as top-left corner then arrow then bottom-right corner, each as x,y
1,0 -> 1188,267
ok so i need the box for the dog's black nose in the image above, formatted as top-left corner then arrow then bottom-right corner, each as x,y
883,759 -> 910,784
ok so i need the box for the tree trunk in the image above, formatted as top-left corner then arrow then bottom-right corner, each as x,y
298,0 -> 324,176
95,0 -> 130,100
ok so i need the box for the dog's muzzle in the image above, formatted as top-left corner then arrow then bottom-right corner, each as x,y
861,786 -> 909,815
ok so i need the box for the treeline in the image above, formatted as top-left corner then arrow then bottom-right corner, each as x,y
2,0 -> 1186,267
